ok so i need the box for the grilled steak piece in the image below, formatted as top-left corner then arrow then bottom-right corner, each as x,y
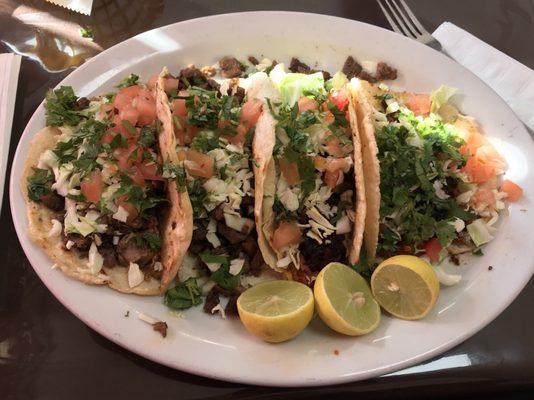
40,192 -> 64,211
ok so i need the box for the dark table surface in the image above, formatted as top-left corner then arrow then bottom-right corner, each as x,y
1,0 -> 534,399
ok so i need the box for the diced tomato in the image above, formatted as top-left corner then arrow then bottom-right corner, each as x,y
329,89 -> 349,111
500,179 -> 523,202
272,221 -> 302,251
324,169 -> 343,189
138,162 -> 163,181
114,144 -> 142,170
326,136 -> 350,157
325,157 -> 352,173
297,97 -> 319,113
163,78 -> 179,93
405,93 -> 431,116
80,170 -> 103,203
461,156 -> 495,184
472,188 -> 495,207
313,155 -> 327,171
101,130 -> 115,144
118,104 -> 139,126
119,85 -> 142,98
134,96 -> 157,126
113,92 -> 133,111
147,74 -> 158,90
424,238 -> 442,263
279,158 -> 300,185
130,166 -> 146,187
185,150 -> 214,178
240,99 -> 262,129
226,124 -> 249,146
116,197 -> 139,223
182,125 -> 199,145
172,98 -> 187,118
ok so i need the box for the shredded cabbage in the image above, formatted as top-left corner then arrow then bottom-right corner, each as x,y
467,218 -> 494,247
430,85 -> 457,114
270,64 -> 325,106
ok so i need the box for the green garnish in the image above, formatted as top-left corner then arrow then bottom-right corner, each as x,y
27,168 -> 54,202
162,162 -> 187,192
134,232 -> 162,250
80,27 -> 94,40
377,110 -> 473,256
188,180 -> 207,218
116,74 -> 139,89
164,278 -> 202,310
273,197 -> 299,222
45,86 -> 84,127
200,253 -> 228,265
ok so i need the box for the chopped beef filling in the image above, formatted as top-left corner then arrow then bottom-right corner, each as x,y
289,57 -> 312,74
117,233 -> 158,267
217,222 -> 248,244
300,234 -> 348,272
152,321 -> 168,338
64,233 -> 92,252
219,57 -> 244,78
342,56 -> 363,79
74,97 -> 90,110
40,191 -> 65,212
99,244 -> 118,268
203,287 -> 220,313
179,66 -> 220,91
225,294 -> 239,316
289,57 -> 331,80
342,56 -> 397,82
247,55 -> 259,65
375,62 -> 398,81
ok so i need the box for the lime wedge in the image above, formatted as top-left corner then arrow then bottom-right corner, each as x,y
371,255 -> 440,320
314,262 -> 380,336
237,280 -> 314,343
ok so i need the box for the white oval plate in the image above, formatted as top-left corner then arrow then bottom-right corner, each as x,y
10,12 -> 534,387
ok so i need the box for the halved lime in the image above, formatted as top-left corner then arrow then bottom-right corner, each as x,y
237,280 -> 314,343
371,255 -> 440,320
314,262 -> 380,336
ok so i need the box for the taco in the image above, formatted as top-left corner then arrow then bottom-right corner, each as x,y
155,64 -> 280,304
349,79 -> 520,269
22,75 -> 186,294
253,64 -> 367,283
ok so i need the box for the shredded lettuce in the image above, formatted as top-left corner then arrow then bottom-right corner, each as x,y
430,85 -> 457,114
325,71 -> 348,91
467,218 -> 494,247
269,64 -> 325,106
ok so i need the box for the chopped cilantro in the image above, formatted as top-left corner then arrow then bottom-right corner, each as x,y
139,125 -> 157,147
134,232 -> 162,250
191,132 -> 220,152
164,278 -> 202,310
80,27 -> 94,39
115,174 -> 167,215
200,253 -> 228,264
45,86 -> 84,127
374,93 -> 393,102
27,168 -> 54,202
376,113 -> 472,256
210,263 -> 240,290
188,179 -> 207,218
473,248 -> 484,256
162,162 -> 187,192
53,119 -> 108,166
116,74 -> 139,89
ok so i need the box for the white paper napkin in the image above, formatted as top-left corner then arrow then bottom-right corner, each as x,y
0,53 -> 21,214
433,22 -> 534,131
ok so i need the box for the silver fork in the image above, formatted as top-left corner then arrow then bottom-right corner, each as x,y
377,0 -> 444,52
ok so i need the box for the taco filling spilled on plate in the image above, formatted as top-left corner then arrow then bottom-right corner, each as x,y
349,80 -> 523,281
23,75 -> 180,294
